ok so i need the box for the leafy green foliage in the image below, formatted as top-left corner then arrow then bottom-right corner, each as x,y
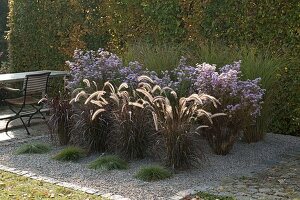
16,143 -> 51,155
88,155 -> 128,170
271,60 -> 300,136
53,146 -> 86,162
135,165 -> 172,182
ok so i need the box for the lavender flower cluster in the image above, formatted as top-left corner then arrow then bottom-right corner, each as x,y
66,49 -> 160,88
162,58 -> 265,119
67,49 -> 265,120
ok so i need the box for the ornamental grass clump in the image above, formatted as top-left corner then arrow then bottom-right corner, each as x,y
104,82 -> 155,160
135,76 -> 221,169
53,146 -> 86,162
135,165 -> 172,181
16,143 -> 51,155
46,93 -> 73,145
73,79 -> 155,159
70,80 -> 111,153
88,155 -> 128,170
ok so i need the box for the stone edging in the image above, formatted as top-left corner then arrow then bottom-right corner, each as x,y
0,164 -> 130,200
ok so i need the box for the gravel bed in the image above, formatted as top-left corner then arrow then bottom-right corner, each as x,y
0,133 -> 299,200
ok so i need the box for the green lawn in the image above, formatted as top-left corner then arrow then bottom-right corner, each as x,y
0,170 -> 103,200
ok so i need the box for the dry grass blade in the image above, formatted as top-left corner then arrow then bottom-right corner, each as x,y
137,75 -> 154,84
92,81 -> 98,90
103,81 -> 115,93
128,102 -> 144,109
75,91 -> 88,102
211,113 -> 227,118
138,82 -> 152,91
118,82 -> 129,91
90,100 -> 104,107
72,88 -> 84,96
151,85 -> 162,93
84,91 -> 106,104
92,108 -> 106,120
162,86 -> 174,93
186,94 -> 203,104
110,93 -> 120,105
83,79 -> 91,88
136,88 -> 154,102
151,112 -> 159,131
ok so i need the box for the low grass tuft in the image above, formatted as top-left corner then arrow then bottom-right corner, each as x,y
135,165 -> 172,182
16,143 -> 51,155
53,146 -> 86,162
88,155 -> 128,170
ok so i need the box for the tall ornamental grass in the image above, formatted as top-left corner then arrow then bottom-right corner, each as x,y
135,76 -> 221,169
123,42 -> 184,74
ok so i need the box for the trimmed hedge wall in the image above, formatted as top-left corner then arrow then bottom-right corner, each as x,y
201,0 -> 300,55
0,0 -> 8,60
7,0 -> 300,135
8,0 -> 299,71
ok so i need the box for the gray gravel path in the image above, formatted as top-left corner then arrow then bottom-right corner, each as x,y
0,133 -> 299,200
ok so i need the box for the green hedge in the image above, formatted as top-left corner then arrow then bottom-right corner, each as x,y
8,0 -> 299,69
271,61 -> 300,136
0,0 -> 8,60
201,0 -> 300,56
7,0 -> 300,135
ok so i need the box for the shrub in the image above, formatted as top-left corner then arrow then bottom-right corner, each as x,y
161,59 -> 265,151
16,143 -> 51,155
88,155 -> 128,170
135,76 -> 220,169
53,146 -> 86,162
135,165 -> 172,182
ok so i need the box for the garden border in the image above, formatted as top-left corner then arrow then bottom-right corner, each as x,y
0,164 -> 130,200
0,135 -> 131,200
